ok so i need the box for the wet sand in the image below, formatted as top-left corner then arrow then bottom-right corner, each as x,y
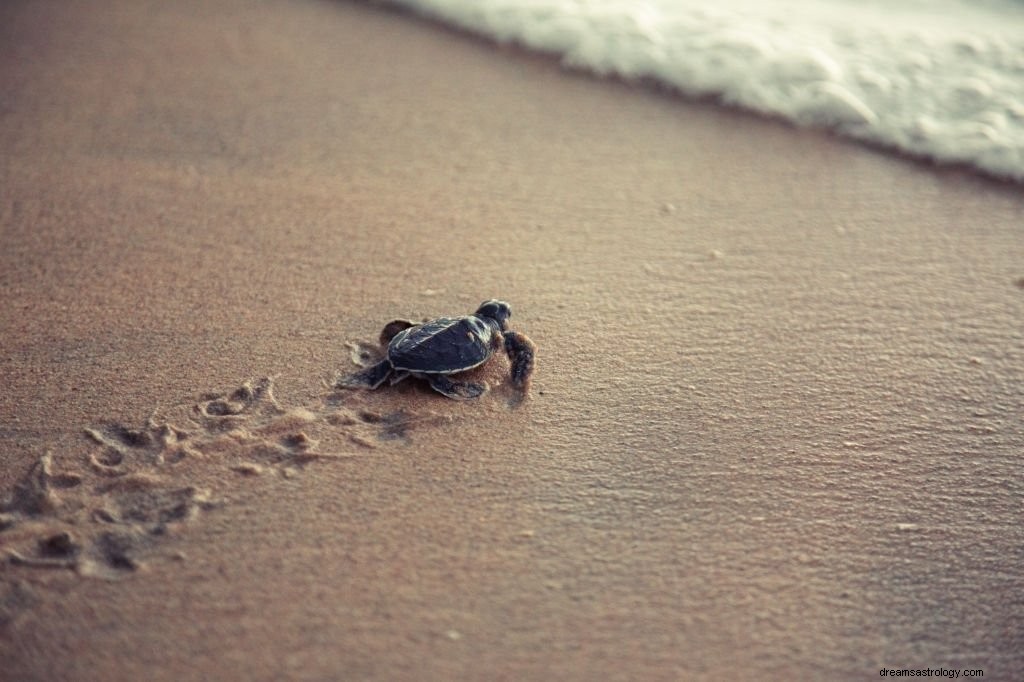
2,0 -> 1023,679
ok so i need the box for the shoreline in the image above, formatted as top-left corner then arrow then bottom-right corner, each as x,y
373,0 -> 1024,187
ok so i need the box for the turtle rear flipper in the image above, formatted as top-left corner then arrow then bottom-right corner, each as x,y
338,360 -> 392,390
426,374 -> 486,400
380,319 -> 417,346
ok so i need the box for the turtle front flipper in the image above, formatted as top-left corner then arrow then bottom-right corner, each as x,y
338,360 -> 393,390
503,331 -> 536,391
425,374 -> 486,400
379,319 -> 417,346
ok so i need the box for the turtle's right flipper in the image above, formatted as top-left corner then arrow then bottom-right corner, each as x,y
338,360 -> 392,390
503,331 -> 536,391
426,374 -> 486,400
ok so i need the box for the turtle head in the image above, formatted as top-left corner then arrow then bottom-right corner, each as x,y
475,299 -> 512,331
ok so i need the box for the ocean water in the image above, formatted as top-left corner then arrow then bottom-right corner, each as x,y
384,0 -> 1024,183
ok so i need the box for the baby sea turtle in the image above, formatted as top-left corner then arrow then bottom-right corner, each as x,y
339,299 -> 536,400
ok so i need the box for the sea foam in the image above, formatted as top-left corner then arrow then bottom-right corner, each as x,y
384,0 -> 1024,183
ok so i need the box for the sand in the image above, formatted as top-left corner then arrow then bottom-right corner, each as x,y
1,0 -> 1022,679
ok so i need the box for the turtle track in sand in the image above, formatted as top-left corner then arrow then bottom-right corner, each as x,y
0,375 -> 455,627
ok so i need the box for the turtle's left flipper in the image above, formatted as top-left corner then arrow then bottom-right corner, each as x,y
379,319 -> 417,346
503,330 -> 536,391
426,374 -> 486,400
338,360 -> 392,390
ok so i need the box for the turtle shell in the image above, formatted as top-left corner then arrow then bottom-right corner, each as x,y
387,316 -> 495,374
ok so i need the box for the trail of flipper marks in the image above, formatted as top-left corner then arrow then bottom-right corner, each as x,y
0,377 -> 451,590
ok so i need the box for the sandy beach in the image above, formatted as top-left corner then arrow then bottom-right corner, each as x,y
2,0 -> 1022,679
